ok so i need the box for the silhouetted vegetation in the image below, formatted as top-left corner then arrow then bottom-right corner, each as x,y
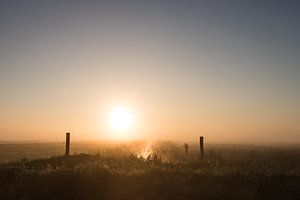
0,142 -> 299,200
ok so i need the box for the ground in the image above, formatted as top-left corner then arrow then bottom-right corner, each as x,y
0,142 -> 299,200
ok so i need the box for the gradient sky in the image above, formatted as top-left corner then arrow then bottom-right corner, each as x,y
0,0 -> 299,143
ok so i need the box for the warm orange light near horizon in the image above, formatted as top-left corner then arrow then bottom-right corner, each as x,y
109,107 -> 134,138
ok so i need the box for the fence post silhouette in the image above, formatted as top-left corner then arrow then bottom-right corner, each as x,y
184,143 -> 189,156
199,136 -> 204,159
65,132 -> 70,157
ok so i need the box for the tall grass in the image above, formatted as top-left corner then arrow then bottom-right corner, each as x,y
0,142 -> 299,200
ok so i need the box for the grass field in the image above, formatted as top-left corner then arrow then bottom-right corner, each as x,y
0,141 -> 299,200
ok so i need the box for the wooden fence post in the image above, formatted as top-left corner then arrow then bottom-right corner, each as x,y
65,132 -> 70,157
184,143 -> 189,156
200,136 -> 204,159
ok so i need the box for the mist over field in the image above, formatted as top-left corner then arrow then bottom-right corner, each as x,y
0,141 -> 299,200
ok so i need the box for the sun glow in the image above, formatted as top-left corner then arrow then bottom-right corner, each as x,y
109,106 -> 134,133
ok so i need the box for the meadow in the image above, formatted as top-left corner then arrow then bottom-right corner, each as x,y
0,141 -> 299,200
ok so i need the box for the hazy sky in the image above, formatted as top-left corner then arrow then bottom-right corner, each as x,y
0,0 -> 300,143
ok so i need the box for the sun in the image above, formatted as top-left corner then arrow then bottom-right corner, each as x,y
109,106 -> 133,132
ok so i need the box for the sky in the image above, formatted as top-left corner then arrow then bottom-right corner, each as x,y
0,0 -> 299,143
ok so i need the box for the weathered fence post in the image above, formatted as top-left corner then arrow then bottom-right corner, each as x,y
65,132 -> 70,157
184,143 -> 189,156
199,136 -> 204,159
